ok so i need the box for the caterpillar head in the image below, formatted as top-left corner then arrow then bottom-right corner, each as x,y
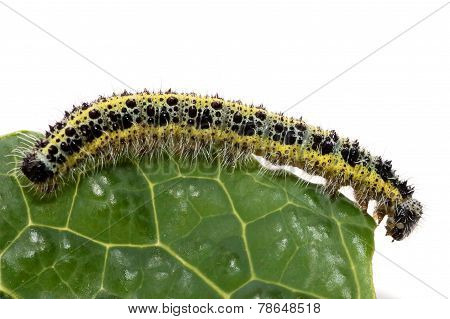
386,198 -> 423,241
21,151 -> 55,184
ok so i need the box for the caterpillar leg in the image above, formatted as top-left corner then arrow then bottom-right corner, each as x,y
354,191 -> 369,213
373,204 -> 388,225
324,180 -> 340,199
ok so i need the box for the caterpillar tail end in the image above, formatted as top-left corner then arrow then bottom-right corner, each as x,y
21,153 -> 54,184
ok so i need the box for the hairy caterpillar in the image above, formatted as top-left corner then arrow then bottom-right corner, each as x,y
16,90 -> 422,241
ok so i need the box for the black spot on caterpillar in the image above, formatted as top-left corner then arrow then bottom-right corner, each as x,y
16,90 -> 422,241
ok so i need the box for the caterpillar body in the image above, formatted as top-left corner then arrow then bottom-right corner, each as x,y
17,90 -> 422,241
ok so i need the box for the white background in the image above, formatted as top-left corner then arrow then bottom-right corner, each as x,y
0,0 -> 448,299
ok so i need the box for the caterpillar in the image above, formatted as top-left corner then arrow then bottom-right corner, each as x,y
16,90 -> 422,241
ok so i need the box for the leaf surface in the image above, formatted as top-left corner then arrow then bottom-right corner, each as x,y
0,132 -> 376,298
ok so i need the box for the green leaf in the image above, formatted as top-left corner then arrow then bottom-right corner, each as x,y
0,131 -> 376,298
